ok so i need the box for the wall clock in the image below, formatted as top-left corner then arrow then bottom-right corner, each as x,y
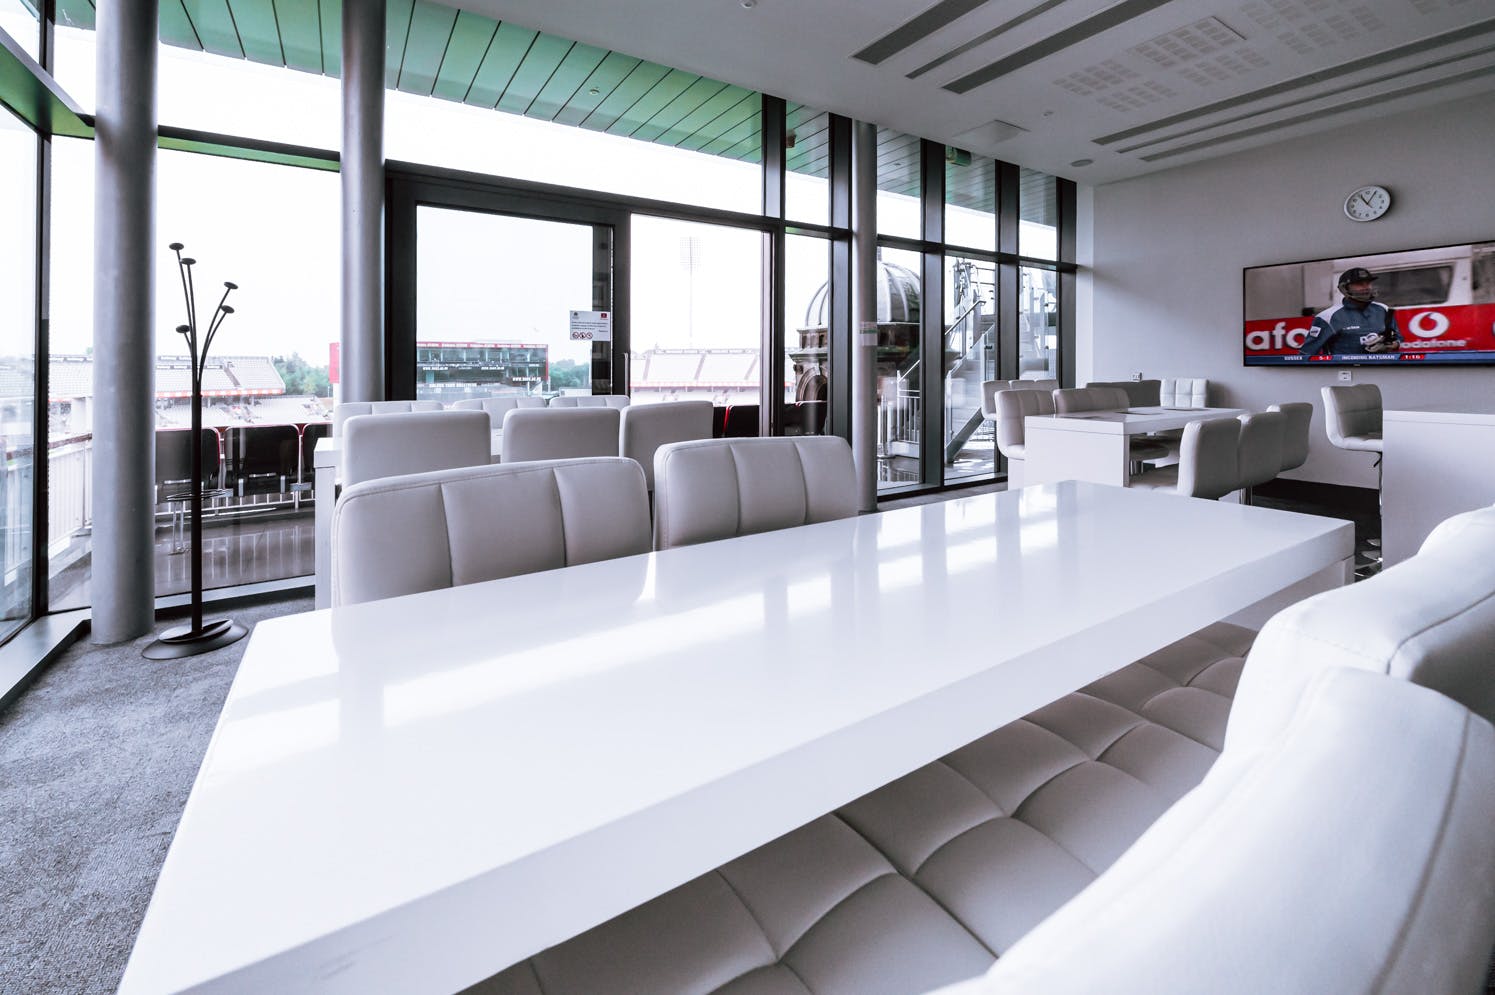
1344,185 -> 1391,222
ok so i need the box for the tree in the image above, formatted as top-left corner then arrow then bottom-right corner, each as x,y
272,353 -> 332,397
547,359 -> 589,391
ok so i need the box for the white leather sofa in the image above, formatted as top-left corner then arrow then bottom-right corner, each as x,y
469,505 -> 1495,995
331,457 -> 650,606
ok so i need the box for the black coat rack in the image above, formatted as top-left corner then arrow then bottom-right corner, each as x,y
144,243 -> 248,660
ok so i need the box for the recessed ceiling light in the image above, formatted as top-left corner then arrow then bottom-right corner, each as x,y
588,87 -> 600,96
1070,158 -> 1093,167
1043,110 -> 1055,118
741,0 -> 756,7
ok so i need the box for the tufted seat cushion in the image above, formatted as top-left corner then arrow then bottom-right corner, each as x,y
1159,377 -> 1208,408
936,667 -> 1495,995
652,437 -> 857,550
467,621 -> 1254,995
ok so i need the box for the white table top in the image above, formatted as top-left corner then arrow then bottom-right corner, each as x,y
1384,402 -> 1495,425
119,482 -> 1351,995
1027,406 -> 1246,435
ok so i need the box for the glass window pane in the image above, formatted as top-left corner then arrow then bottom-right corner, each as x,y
386,91 -> 761,216
0,107 -> 36,638
1020,265 -> 1059,381
785,234 -> 830,436
873,246 -> 922,493
0,0 -> 40,61
1020,167 -> 1058,261
943,254 -> 997,484
944,150 -> 995,252
876,129 -> 921,240
630,216 -> 762,417
415,208 -> 598,403
49,141 -> 340,609
785,105 -> 830,226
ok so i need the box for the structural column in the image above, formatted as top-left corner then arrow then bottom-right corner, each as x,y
850,122 -> 878,512
91,0 -> 158,642
341,0 -> 386,402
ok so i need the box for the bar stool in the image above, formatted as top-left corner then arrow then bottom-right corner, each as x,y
1322,384 -> 1384,554
1236,410 -> 1286,505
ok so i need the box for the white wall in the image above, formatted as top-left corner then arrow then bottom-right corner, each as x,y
1083,93 -> 1495,487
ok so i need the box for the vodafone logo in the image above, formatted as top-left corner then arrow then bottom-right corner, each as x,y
1407,311 -> 1451,339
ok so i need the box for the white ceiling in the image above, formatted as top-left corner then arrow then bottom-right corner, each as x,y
462,0 -> 1495,185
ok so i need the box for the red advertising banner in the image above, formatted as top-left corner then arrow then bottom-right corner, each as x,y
1244,303 -> 1495,358
329,342 -> 340,385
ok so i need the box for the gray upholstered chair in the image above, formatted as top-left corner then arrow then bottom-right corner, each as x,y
995,387 -> 1056,488
1086,379 -> 1161,407
1321,384 -> 1382,454
451,396 -> 545,431
331,457 -> 650,606
1160,377 -> 1209,408
1054,386 -> 1168,465
502,407 -> 621,463
1268,402 -> 1313,473
340,409 -> 491,489
1235,410 -> 1286,504
332,399 -> 444,436
652,436 -> 856,550
549,394 -> 631,409
1020,378 -> 1059,392
1129,417 -> 1242,500
1053,386 -> 1130,414
619,401 -> 714,492
979,380 -> 1014,421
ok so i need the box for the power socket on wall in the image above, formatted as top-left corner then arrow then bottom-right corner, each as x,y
1131,372 -> 1144,381
1338,370 -> 1353,383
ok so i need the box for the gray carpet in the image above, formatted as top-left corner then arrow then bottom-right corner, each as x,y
0,595 -> 312,995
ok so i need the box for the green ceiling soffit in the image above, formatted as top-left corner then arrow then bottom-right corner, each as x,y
53,0 -> 768,167
0,23 -> 90,138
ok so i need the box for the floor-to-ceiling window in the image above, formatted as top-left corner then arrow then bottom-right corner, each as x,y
0,106 -> 37,640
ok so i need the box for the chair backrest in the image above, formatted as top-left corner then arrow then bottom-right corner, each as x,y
980,380 -> 1012,420
994,387 -> 1055,458
332,399 -> 444,436
502,407 -> 621,463
451,396 -> 544,429
1019,378 -> 1058,392
653,436 -> 857,550
299,422 -> 330,483
1235,410 -> 1286,491
722,404 -> 760,437
332,457 -> 650,606
154,428 -> 220,489
341,410 -> 491,488
619,401 -> 714,491
1159,377 -> 1209,408
956,667 -> 1495,995
1321,384 -> 1382,444
1086,379 -> 1161,407
549,394 -> 630,409
1054,386 -> 1130,414
1175,416 -> 1241,499
1227,502 -> 1495,752
1267,402 -> 1312,472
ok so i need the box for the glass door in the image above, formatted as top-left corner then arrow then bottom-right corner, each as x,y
413,207 -> 614,404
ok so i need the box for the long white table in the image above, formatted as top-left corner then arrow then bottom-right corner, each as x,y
1023,406 -> 1246,488
119,482 -> 1352,995
313,433 -> 503,609
1383,402 -> 1495,567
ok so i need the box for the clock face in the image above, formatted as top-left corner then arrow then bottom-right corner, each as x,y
1344,185 -> 1391,222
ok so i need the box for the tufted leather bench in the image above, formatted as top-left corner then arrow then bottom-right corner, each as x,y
472,506 -> 1495,994
469,621 -> 1255,995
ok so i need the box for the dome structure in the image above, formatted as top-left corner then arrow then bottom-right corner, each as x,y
802,258 -> 920,330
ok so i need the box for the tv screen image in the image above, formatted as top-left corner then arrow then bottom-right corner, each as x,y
1243,241 -> 1495,366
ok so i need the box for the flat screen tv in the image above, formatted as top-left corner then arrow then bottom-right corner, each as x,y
1242,240 -> 1495,366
